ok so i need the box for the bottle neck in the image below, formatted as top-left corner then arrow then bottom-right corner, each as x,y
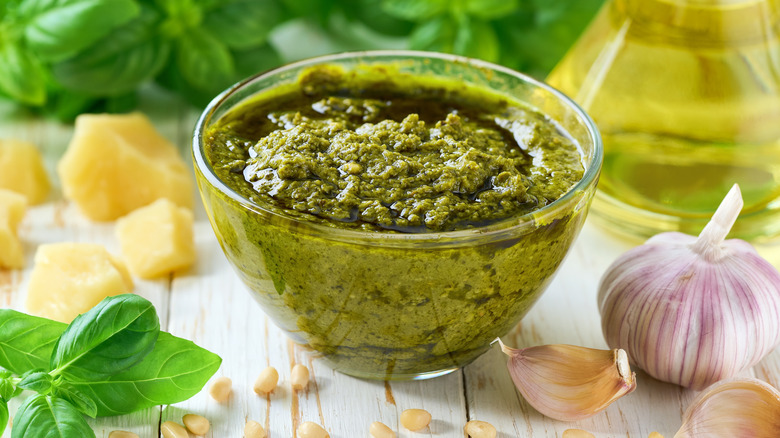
614,0 -> 779,45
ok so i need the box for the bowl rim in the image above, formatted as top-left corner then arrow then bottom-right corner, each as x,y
192,50 -> 603,243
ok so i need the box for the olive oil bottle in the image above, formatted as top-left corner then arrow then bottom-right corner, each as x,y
547,0 -> 780,240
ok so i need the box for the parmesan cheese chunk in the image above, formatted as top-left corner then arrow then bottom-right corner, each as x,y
58,113 -> 193,221
0,189 -> 27,269
116,198 -> 195,278
0,139 -> 50,204
26,243 -> 134,322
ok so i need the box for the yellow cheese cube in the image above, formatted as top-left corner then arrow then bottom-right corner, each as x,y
58,113 -> 193,221
116,198 -> 195,278
26,243 -> 134,323
0,139 -> 50,204
0,189 -> 27,269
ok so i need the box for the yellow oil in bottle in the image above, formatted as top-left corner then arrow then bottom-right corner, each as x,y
547,0 -> 780,240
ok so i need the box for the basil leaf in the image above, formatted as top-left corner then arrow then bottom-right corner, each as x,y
54,384 -> 97,418
381,0 -> 446,21
175,30 -> 234,93
453,16 -> 499,62
0,310 -> 66,375
0,376 -> 20,401
233,44 -> 282,79
50,294 -> 160,381
0,42 -> 46,105
203,0 -> 283,49
409,15 -> 455,53
0,398 -> 8,437
23,0 -> 140,62
17,371 -> 53,395
11,394 -> 95,438
69,332 -> 221,416
51,5 -> 170,96
465,0 -> 519,20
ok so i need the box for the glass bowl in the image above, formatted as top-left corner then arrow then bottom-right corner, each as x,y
193,51 -> 602,380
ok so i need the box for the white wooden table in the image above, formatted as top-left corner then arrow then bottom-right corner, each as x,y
2,89 -> 780,438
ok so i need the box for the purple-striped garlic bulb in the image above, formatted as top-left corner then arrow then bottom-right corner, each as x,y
598,184 -> 780,390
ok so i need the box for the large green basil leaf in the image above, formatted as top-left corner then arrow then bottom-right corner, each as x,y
11,395 -> 95,438
22,0 -> 140,62
0,310 -> 66,375
203,0 -> 283,49
0,398 -> 8,437
50,294 -> 160,381
69,332 -> 221,416
175,30 -> 234,93
51,4 -> 169,95
0,42 -> 46,105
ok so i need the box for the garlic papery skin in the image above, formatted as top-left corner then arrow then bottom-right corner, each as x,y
498,339 -> 637,421
674,378 -> 780,438
598,184 -> 780,390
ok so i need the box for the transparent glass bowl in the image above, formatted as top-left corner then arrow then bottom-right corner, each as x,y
193,51 -> 603,380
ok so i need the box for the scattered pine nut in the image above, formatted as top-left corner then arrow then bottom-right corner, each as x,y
209,376 -> 232,402
183,413 -> 210,435
400,409 -> 432,431
108,432 -> 139,438
369,421 -> 395,438
291,364 -> 310,390
563,429 -> 596,438
244,420 -> 267,438
161,421 -> 189,438
254,366 -> 279,394
649,433 -> 665,438
464,420 -> 497,438
297,421 -> 330,438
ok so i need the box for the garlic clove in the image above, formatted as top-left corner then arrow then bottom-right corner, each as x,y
674,377 -> 780,438
498,339 -> 636,421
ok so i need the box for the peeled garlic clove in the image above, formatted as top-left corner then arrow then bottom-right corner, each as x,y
599,185 -> 780,390
498,339 -> 636,421
675,377 -> 780,438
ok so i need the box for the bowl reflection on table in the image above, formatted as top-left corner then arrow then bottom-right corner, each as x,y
192,51 -> 602,380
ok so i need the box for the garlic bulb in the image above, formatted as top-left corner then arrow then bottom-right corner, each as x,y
675,378 -> 780,437
498,339 -> 636,421
599,184 -> 780,390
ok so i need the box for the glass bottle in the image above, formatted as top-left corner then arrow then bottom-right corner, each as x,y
547,0 -> 780,240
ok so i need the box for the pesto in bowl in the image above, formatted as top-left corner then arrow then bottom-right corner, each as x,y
193,51 -> 602,380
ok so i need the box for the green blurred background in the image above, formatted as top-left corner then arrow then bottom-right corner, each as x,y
0,0 -> 605,120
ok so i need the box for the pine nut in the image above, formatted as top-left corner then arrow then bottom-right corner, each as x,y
563,429 -> 596,438
464,420 -> 497,438
649,433 -> 665,438
108,432 -> 139,438
291,364 -> 310,390
161,421 -> 189,438
369,421 -> 396,438
209,376 -> 232,402
183,413 -> 210,435
400,409 -> 431,431
297,421 -> 330,438
244,420 -> 267,438
254,366 -> 279,394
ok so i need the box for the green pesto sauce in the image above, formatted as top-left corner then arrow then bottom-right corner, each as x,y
201,65 -> 589,378
205,67 -> 583,232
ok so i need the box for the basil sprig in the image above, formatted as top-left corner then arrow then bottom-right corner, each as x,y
0,294 -> 221,438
